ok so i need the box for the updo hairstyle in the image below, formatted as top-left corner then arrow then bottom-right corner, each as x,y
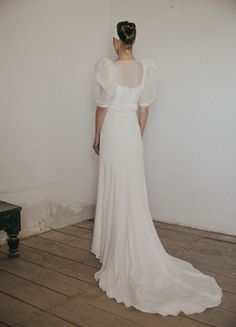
116,21 -> 136,48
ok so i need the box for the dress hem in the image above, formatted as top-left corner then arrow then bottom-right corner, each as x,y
90,248 -> 223,317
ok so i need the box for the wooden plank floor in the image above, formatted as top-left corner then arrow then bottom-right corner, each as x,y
0,219 -> 235,327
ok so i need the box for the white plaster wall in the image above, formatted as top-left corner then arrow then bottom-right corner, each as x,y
0,0 -> 111,243
111,0 -> 236,235
0,0 -> 235,244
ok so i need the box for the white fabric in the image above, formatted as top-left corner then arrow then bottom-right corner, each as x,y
94,57 -> 158,108
91,57 -> 223,316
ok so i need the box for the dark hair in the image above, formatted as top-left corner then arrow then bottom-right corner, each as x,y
117,21 -> 136,48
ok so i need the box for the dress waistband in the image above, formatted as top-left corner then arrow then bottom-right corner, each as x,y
108,103 -> 138,113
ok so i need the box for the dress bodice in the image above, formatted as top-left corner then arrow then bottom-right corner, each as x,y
94,57 -> 159,110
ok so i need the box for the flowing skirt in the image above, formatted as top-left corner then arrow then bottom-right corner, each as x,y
91,105 -> 223,316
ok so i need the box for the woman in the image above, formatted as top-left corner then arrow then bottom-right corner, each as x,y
91,20 -> 222,316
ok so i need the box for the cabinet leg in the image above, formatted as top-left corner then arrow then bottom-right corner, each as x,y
7,232 -> 20,257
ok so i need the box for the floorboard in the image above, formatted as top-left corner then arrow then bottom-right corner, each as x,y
0,218 -> 235,327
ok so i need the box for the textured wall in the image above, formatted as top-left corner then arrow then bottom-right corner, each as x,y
0,0 -> 109,243
0,0 -> 235,245
111,0 -> 236,235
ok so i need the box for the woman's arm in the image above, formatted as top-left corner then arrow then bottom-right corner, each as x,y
93,106 -> 107,155
138,106 -> 149,137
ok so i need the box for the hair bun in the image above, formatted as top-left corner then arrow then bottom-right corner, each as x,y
124,24 -> 134,36
117,21 -> 136,47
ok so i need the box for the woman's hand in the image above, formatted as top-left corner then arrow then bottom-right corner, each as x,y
93,134 -> 100,155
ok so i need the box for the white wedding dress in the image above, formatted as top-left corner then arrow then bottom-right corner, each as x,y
91,57 -> 223,316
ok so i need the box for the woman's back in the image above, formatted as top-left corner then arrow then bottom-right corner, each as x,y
94,57 -> 159,109
113,60 -> 144,88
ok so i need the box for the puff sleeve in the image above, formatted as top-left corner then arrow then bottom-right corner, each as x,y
138,58 -> 159,107
94,57 -> 116,108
